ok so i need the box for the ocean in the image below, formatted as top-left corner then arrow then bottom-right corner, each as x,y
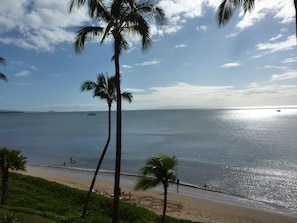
0,108 -> 297,216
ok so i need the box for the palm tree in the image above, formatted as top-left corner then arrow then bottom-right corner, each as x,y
0,57 -> 7,82
135,154 -> 178,223
0,147 -> 26,205
69,1 -> 165,222
217,0 -> 297,40
80,73 -> 132,218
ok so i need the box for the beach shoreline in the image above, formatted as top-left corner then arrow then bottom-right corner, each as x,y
20,164 -> 297,223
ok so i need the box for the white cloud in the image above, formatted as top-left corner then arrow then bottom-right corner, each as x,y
122,65 -> 133,69
123,88 -> 144,93
1,0 -> 293,53
135,60 -> 160,66
271,71 -> 297,81
235,0 -> 295,30
0,0 -> 88,51
14,70 -> 30,77
282,57 -> 297,63
274,1 -> 296,24
155,0 -> 217,35
269,34 -> 282,42
201,25 -> 207,30
256,35 -> 296,53
236,10 -> 266,30
128,82 -> 297,110
175,44 -> 187,48
221,62 -> 241,68
152,24 -> 183,35
196,25 -> 207,32
158,0 -> 204,20
259,65 -> 287,70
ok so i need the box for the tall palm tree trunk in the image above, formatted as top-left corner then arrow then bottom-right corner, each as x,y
294,0 -> 297,41
162,184 -> 168,223
82,105 -> 112,218
112,36 -> 122,223
1,169 -> 9,205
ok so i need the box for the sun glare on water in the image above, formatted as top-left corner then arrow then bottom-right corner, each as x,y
228,107 -> 297,120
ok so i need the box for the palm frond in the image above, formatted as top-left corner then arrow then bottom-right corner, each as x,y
0,147 -> 26,171
217,0 -> 235,26
125,1 -> 165,50
89,0 -> 111,22
154,6 -> 166,25
136,2 -> 166,25
125,12 -> 151,50
69,0 -> 85,12
97,73 -> 108,89
74,26 -> 104,53
135,154 -> 178,191
80,73 -> 131,105
100,22 -> 114,44
243,0 -> 255,13
112,35 -> 129,60
217,0 -> 255,26
121,91 -> 133,103
0,73 -> 7,82
80,81 -> 97,92
135,176 -> 160,190
0,57 -> 6,65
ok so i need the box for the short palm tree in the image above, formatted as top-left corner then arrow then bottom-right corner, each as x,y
0,57 -> 7,82
135,154 -> 178,223
217,0 -> 297,40
69,1 -> 165,222
80,73 -> 132,218
0,147 -> 26,205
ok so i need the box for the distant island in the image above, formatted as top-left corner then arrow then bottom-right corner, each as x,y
0,110 -> 24,114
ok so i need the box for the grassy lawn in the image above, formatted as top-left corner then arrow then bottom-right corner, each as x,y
0,173 -> 200,223
0,208 -> 57,223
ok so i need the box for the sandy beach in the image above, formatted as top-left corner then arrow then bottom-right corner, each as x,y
21,165 -> 297,223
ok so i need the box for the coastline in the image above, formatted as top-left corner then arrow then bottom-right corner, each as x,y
20,164 -> 297,223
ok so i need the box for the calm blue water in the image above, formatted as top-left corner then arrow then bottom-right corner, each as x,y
1,108 -> 297,216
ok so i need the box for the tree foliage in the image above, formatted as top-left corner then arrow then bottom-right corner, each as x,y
69,1 -> 165,222
217,0 -> 297,40
80,73 -> 132,218
0,57 -> 7,82
135,154 -> 178,223
0,147 -> 26,205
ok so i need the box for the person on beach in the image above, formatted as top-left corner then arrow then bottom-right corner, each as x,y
70,157 -> 76,164
177,179 -> 180,193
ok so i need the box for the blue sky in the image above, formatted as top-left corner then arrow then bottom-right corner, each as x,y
0,0 -> 296,112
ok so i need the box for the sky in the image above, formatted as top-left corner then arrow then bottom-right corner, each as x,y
0,0 -> 296,112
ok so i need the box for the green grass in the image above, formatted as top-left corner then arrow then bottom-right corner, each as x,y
0,173 -> 200,223
0,209 -> 57,223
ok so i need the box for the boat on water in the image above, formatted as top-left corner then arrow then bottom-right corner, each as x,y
87,112 -> 96,116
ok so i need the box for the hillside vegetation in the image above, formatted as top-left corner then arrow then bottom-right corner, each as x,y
0,173 -> 199,223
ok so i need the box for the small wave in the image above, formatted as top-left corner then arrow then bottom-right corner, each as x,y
30,163 -> 246,199
30,163 -> 114,174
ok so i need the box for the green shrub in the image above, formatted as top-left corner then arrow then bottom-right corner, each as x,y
1,213 -> 18,223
